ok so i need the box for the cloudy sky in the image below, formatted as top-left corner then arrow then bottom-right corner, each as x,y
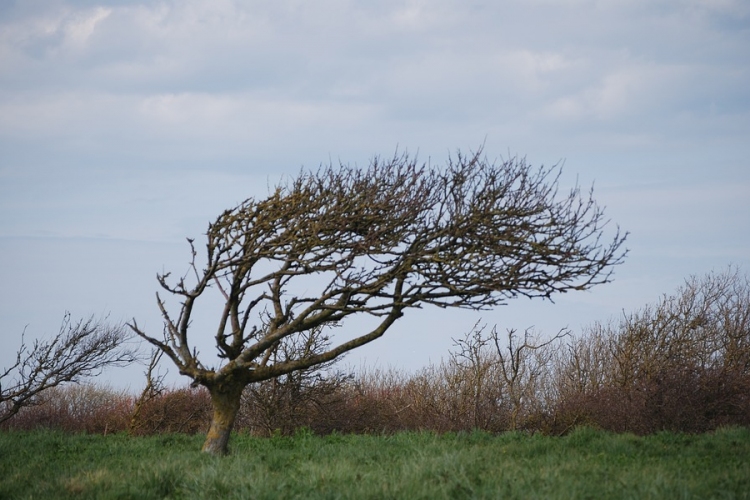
1,0 -> 749,390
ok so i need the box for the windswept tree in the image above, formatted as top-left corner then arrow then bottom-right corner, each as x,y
129,148 -> 627,454
1,313 -> 139,425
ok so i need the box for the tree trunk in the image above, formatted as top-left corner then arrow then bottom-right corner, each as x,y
202,382 -> 245,455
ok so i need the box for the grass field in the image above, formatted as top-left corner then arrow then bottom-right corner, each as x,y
1,427 -> 749,499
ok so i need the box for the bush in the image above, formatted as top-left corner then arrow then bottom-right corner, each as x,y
0,384 -> 131,434
553,268 -> 750,434
130,387 -> 212,435
236,369 -> 352,436
4,268 -> 748,437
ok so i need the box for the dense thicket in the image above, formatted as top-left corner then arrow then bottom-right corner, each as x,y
3,269 -> 748,436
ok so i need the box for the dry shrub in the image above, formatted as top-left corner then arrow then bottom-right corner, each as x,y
416,323 -> 567,433
344,366 -> 440,433
253,321 -> 567,436
308,268 -> 750,437
130,387 -> 212,435
0,383 -> 132,434
552,268 -> 750,434
236,369 -> 352,436
399,365 -> 476,433
3,383 -> 214,436
227,323 -> 566,436
436,330 -> 506,432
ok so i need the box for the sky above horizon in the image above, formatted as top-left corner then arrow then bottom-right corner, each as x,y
1,0 -> 749,391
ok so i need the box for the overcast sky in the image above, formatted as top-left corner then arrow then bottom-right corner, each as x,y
1,0 -> 749,390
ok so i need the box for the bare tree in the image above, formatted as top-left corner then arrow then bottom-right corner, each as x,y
129,148 -> 627,454
129,349 -> 167,434
446,322 -> 569,431
492,326 -> 570,430
1,313 -> 139,425
446,322 -> 502,430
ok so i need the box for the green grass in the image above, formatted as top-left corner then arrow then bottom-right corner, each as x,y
1,427 -> 749,499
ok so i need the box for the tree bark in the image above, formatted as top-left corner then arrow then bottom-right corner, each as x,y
202,382 -> 245,455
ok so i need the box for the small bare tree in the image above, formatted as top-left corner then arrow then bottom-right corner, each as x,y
129,148 -> 627,454
492,326 -> 570,429
129,349 -> 167,434
447,322 -> 569,431
1,313 -> 139,425
446,323 -> 502,430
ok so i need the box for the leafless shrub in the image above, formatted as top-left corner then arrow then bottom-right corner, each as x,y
491,325 -> 570,430
238,368 -> 352,436
233,326 -> 352,436
131,387 -> 212,435
552,267 -> 750,434
420,322 -> 568,433
310,323 -> 567,435
129,349 -> 167,434
441,325 -> 505,431
346,366 -> 423,433
1,383 -> 132,434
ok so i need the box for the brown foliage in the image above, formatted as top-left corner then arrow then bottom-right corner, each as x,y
0,384 -> 132,434
131,387 -> 212,435
236,369 -> 351,436
552,268 -> 750,434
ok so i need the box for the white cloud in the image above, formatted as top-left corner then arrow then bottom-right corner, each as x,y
542,63 -> 672,121
63,6 -> 111,46
0,0 -> 746,162
133,91 -> 380,146
0,4 -> 112,59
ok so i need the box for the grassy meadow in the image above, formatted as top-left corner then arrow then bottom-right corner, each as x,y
1,426 -> 749,499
